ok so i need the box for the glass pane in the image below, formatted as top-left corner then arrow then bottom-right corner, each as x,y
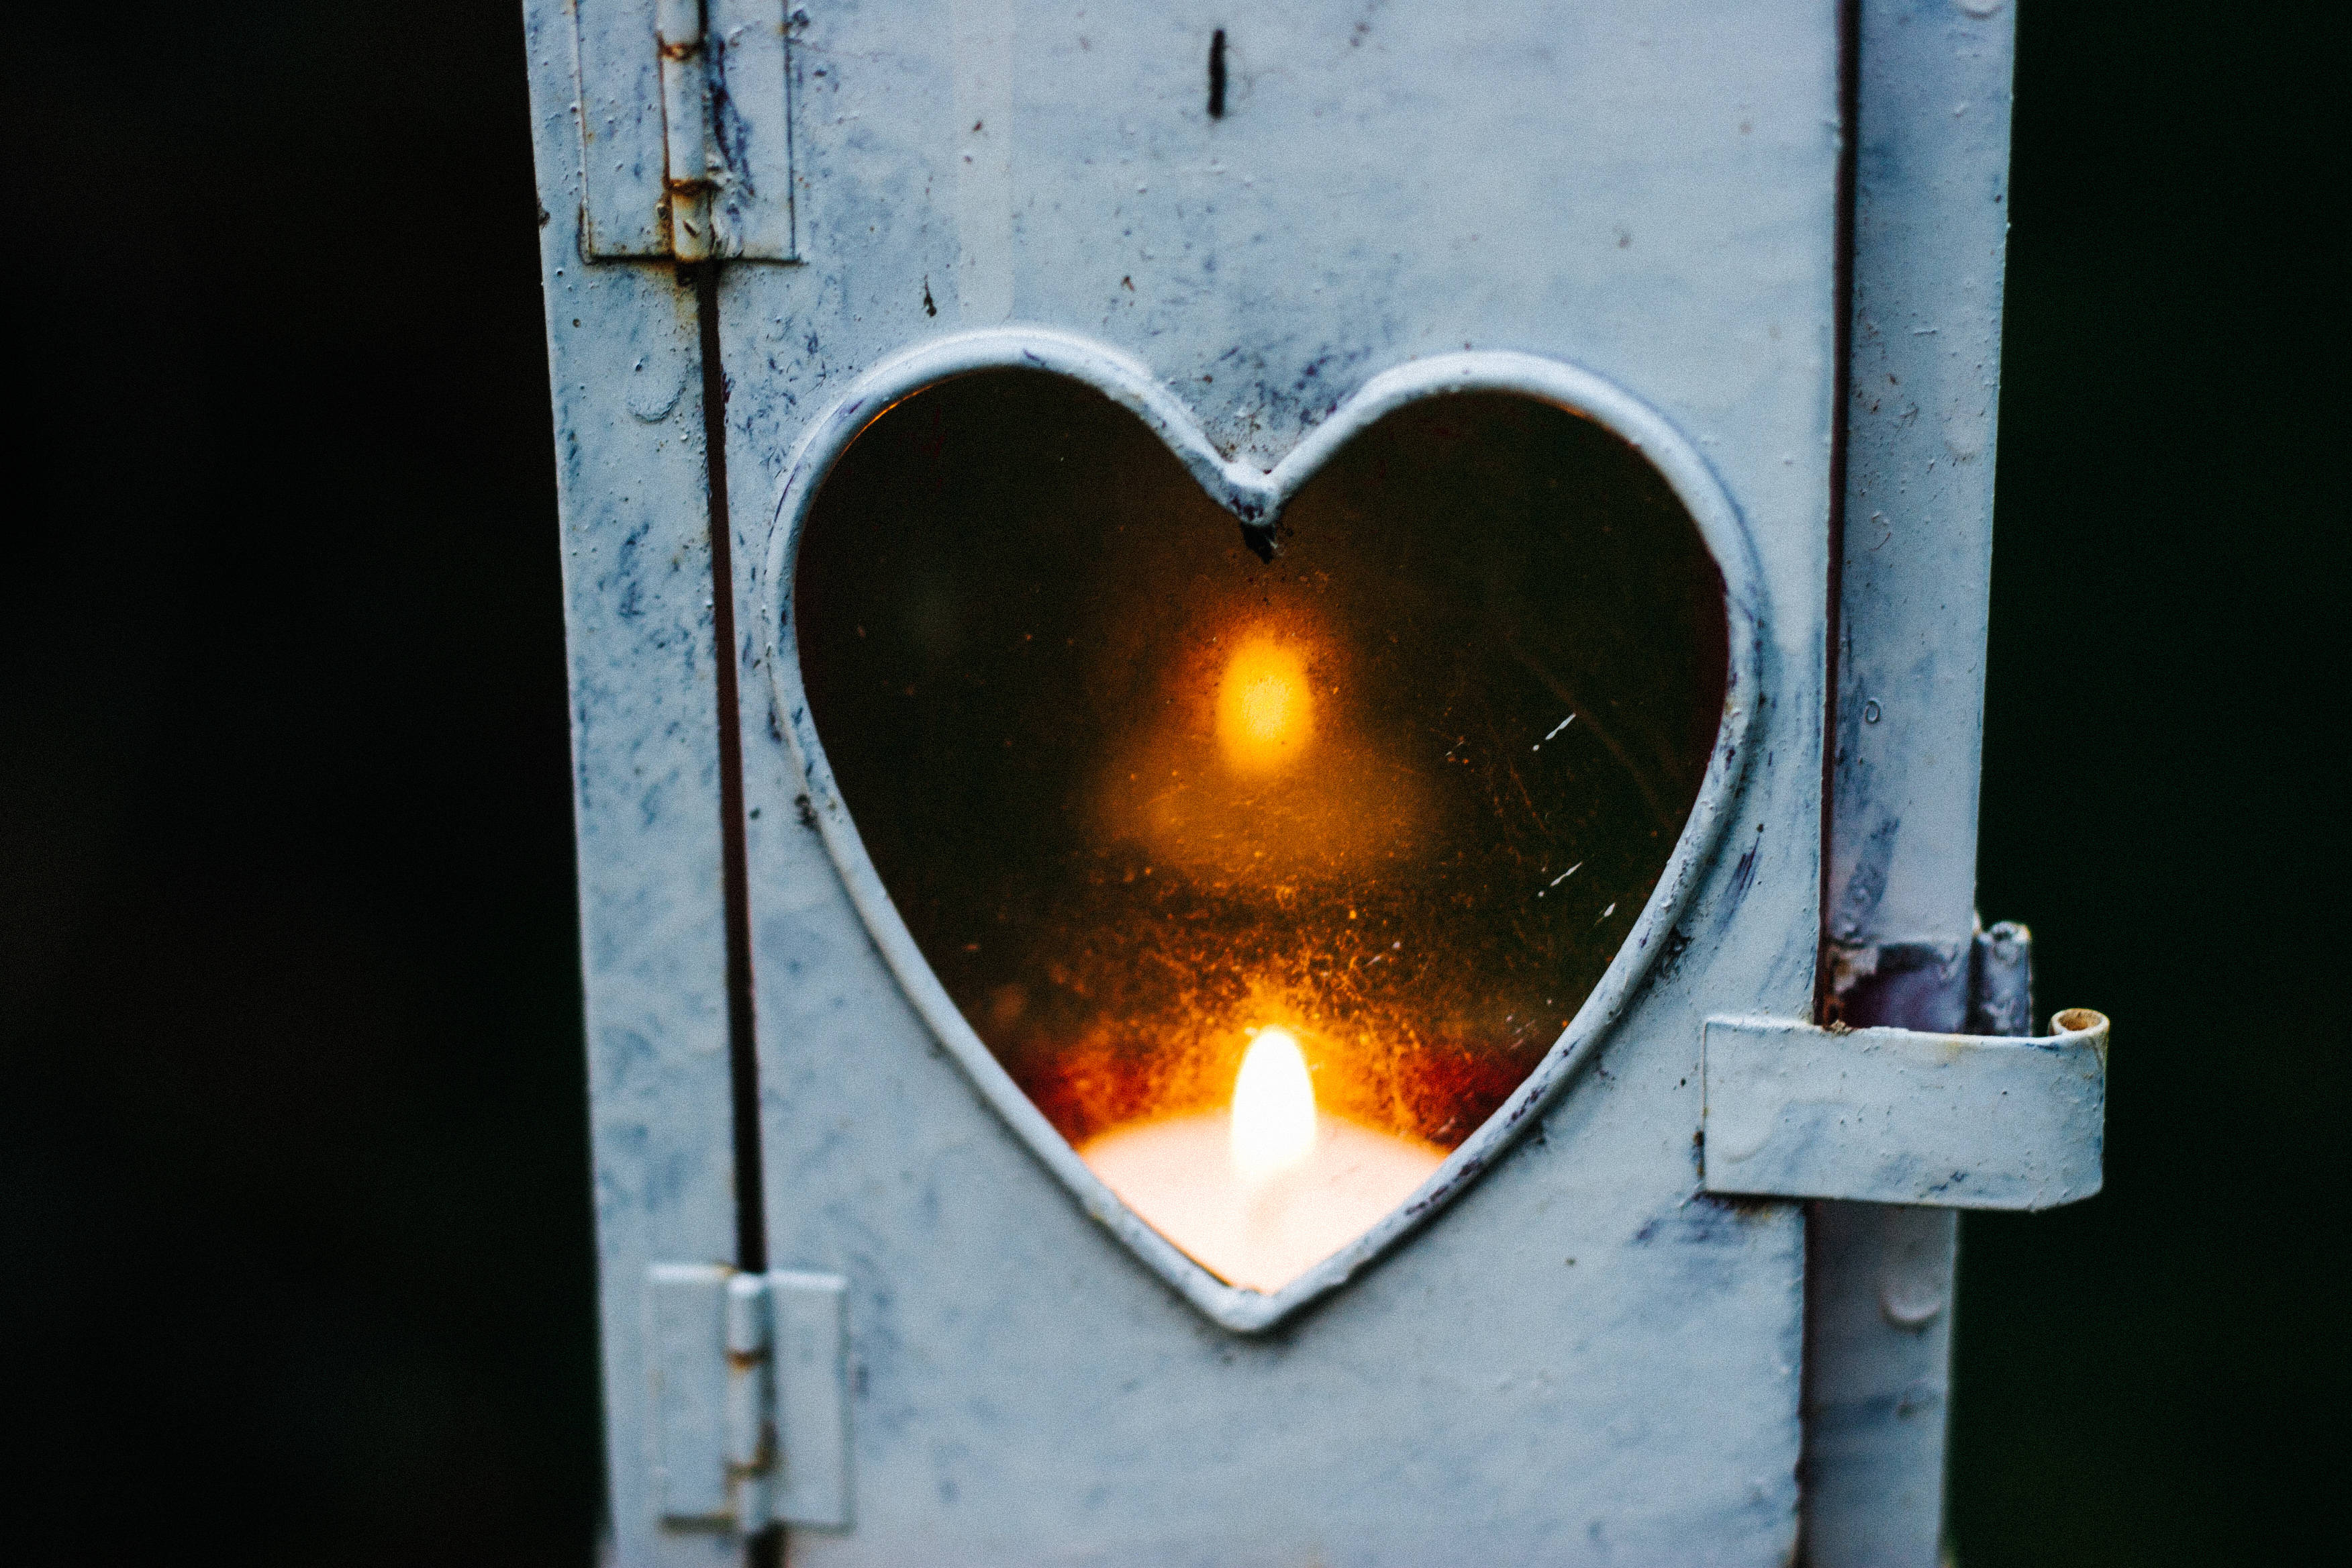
794,369 -> 1725,1289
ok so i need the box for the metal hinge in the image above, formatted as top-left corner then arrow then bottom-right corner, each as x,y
571,0 -> 799,262
647,1265 -> 849,1530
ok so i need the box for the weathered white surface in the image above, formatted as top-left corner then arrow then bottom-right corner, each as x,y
707,0 -> 798,260
525,5 -> 740,1565
1803,1201 -> 1960,1562
647,1264 -> 736,1523
1702,1012 -> 2107,1208
769,1270 -> 851,1528
1829,0 -> 2015,957
1810,4 -> 2019,1562
644,1265 -> 851,1531
573,0 -> 669,258
575,0 -> 800,260
714,3 -> 1839,1560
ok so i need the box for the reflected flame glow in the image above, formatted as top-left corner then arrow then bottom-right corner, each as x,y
1214,636 -> 1313,773
1229,1027 -> 1318,1184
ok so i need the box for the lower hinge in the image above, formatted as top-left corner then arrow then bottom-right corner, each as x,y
646,1265 -> 849,1530
1700,1006 -> 2110,1210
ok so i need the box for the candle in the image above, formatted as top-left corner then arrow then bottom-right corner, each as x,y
1050,619 -> 1455,1289
1079,1027 -> 1444,1292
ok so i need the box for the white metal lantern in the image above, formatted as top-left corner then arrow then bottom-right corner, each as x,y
524,2 -> 2105,1563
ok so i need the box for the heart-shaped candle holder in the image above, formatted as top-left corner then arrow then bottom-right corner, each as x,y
763,331 -> 1765,1332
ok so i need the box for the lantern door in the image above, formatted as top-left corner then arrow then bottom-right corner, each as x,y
722,5 -> 1833,1562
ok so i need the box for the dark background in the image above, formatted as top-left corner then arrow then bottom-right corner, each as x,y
2,3 -> 2337,1562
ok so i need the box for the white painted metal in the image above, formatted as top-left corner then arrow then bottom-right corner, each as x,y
656,0 -> 716,262
760,332 -> 1769,1334
575,0 -> 799,261
1809,3 -> 2020,1563
573,0 -> 670,258
723,1271 -> 770,1493
648,1264 -> 737,1522
705,0 -> 798,260
1787,909 -> 2043,1568
1828,0 -> 2014,973
716,3 -> 1840,1560
1702,1010 -> 2107,1208
647,1264 -> 851,1531
525,7 -> 741,1567
1803,1201 -> 1959,1561
769,1270 -> 851,1528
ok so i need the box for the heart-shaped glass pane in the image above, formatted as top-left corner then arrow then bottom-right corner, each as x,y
791,367 -> 1725,1293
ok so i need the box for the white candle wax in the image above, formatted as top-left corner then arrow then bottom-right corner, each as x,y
1079,1110 -> 1444,1292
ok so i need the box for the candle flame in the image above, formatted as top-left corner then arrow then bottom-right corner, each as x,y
1230,1027 -> 1317,1184
1214,635 -> 1313,774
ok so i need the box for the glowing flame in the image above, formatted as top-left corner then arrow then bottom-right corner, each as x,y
1230,1027 -> 1318,1184
1214,635 -> 1313,774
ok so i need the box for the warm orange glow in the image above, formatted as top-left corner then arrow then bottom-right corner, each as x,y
1214,635 -> 1314,773
1229,1027 -> 1317,1183
1092,609 -> 1432,884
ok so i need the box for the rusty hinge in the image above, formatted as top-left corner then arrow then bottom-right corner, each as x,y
572,0 -> 799,262
647,1265 -> 849,1531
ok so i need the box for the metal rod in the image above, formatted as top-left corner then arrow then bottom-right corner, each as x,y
1804,2 -> 2020,1562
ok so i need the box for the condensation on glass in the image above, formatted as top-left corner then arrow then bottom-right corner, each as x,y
793,369 -> 1726,1288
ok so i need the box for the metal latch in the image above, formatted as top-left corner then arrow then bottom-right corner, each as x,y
647,1265 -> 849,1530
1701,1008 -> 2109,1210
571,0 -> 798,262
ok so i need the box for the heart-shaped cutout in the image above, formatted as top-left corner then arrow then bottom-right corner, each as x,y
767,334 -> 1757,1330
